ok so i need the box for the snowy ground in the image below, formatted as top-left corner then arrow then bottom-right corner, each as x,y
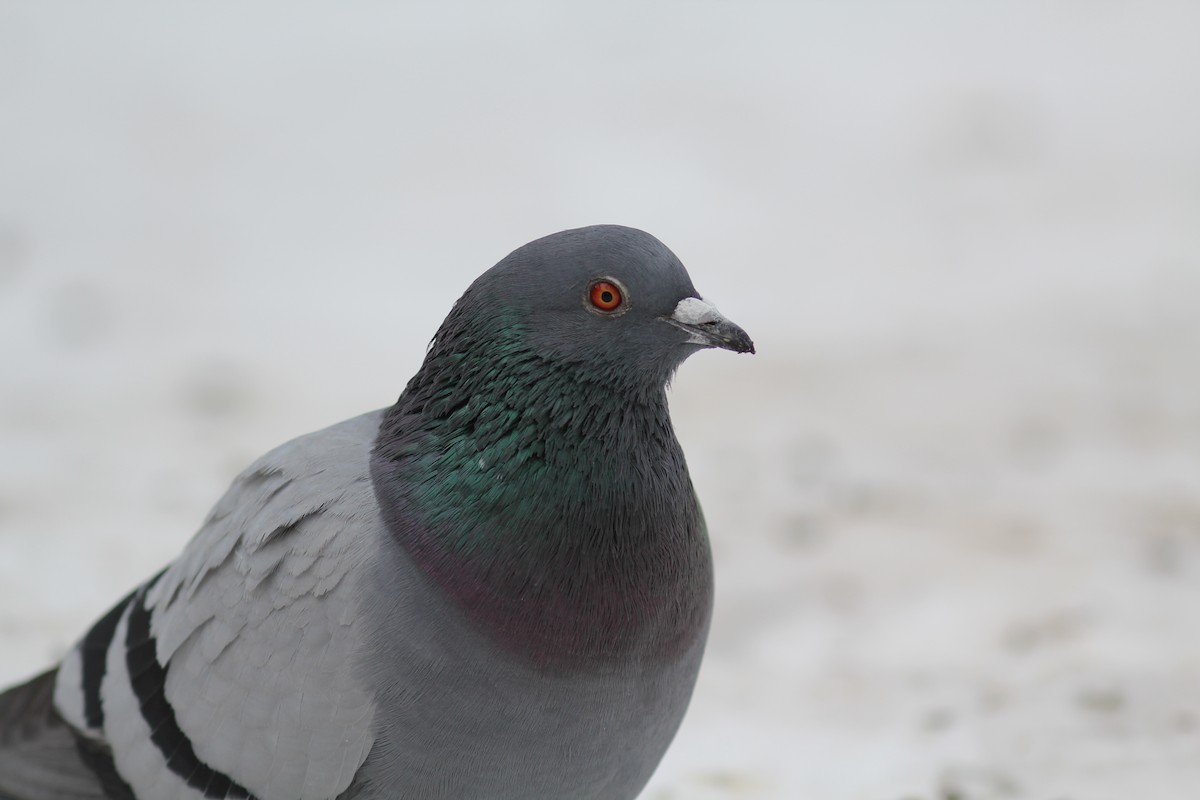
2,3 -> 1200,798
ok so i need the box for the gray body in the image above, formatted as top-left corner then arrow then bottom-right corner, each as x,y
0,225 -> 750,800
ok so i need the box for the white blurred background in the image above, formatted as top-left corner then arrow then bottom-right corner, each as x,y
2,3 -> 1199,798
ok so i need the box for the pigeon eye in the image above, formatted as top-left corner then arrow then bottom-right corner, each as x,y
588,279 -> 624,313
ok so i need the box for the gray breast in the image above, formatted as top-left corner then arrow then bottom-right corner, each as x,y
353,533 -> 709,800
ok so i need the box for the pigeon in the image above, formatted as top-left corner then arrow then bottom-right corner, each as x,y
0,224 -> 754,800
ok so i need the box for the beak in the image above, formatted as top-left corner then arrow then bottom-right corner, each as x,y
664,297 -> 755,354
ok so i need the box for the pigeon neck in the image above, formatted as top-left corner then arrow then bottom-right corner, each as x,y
370,321 -> 712,670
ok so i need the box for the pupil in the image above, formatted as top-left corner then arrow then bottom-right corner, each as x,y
601,291 -> 613,303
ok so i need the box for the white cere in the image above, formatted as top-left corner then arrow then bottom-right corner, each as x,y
671,296 -> 722,325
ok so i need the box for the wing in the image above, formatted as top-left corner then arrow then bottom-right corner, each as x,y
52,411 -> 386,800
0,669 -> 127,800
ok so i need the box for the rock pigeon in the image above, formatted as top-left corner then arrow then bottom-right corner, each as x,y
0,225 -> 754,800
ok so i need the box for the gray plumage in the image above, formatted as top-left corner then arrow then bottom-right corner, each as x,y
0,225 -> 753,800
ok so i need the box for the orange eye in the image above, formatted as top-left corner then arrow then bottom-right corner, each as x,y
589,280 -> 624,312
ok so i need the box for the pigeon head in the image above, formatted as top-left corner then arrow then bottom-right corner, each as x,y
430,225 -> 754,397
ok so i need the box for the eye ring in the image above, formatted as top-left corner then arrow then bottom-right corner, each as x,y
585,277 -> 629,316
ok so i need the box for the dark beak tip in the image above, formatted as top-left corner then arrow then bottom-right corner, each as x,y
703,321 -> 754,354
730,327 -> 755,355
